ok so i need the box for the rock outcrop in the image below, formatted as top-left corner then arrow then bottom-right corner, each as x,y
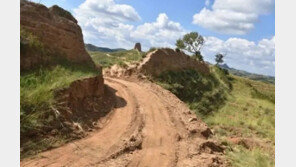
20,0 -> 95,70
134,43 -> 141,52
138,48 -> 210,76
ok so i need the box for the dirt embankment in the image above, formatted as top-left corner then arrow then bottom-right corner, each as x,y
20,75 -> 114,156
104,48 -> 210,78
21,77 -> 227,167
20,0 -> 95,70
20,2 -> 226,164
53,76 -> 107,134
20,1 -> 108,155
138,48 -> 210,76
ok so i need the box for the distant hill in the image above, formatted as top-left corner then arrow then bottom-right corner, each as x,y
85,43 -> 126,52
219,63 -> 275,84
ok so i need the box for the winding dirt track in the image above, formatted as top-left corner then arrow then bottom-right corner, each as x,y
21,77 -> 226,167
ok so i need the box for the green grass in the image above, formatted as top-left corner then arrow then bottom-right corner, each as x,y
246,80 -> 275,103
227,146 -> 274,167
203,76 -> 275,166
152,65 -> 274,166
21,64 -> 99,157
21,46 -> 275,166
89,49 -> 144,68
204,77 -> 275,139
155,66 -> 231,115
21,64 -> 98,134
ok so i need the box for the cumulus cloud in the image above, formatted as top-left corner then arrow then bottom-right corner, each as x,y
131,13 -> 187,50
193,0 -> 274,35
74,0 -> 140,22
73,0 -> 274,76
201,36 -> 275,76
73,0 -> 141,48
74,0 -> 186,50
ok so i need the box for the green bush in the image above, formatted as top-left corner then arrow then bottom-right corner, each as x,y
21,64 -> 98,137
155,66 -> 231,115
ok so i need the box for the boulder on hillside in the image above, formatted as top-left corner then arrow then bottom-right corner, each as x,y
134,43 -> 141,52
137,48 -> 210,76
20,0 -> 96,70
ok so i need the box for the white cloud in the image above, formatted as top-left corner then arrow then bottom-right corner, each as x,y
74,0 -> 140,22
74,0 -> 140,48
73,0 -> 274,76
193,0 -> 274,35
131,13 -> 187,50
201,36 -> 275,76
74,0 -> 186,50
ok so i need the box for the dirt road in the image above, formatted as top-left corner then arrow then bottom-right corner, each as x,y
21,77 -> 226,167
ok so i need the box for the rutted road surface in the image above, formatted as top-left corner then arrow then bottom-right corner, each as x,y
21,77 -> 226,167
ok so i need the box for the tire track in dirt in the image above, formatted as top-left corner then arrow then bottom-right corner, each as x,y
21,79 -> 142,167
21,77 -> 227,167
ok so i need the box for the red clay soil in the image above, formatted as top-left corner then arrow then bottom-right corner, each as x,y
138,48 -> 210,76
20,0 -> 95,70
21,77 -> 227,167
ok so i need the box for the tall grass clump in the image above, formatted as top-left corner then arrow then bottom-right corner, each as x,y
21,64 -> 98,141
155,66 -> 232,115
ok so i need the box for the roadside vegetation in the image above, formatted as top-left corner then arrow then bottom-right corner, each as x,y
88,42 -> 275,166
204,76 -> 275,167
89,49 -> 145,68
21,64 -> 98,158
155,66 -> 231,115
170,32 -> 274,166
155,66 -> 274,166
21,28 -> 274,165
20,30 -> 99,158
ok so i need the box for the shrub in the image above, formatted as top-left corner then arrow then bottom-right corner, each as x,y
21,64 -> 98,157
155,66 -> 231,115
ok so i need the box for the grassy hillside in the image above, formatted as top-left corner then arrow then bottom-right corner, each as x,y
23,48 -> 274,166
89,49 -> 144,68
85,43 -> 126,52
204,76 -> 275,167
219,64 -> 275,84
155,66 -> 232,115
85,49 -> 275,166
154,66 -> 275,167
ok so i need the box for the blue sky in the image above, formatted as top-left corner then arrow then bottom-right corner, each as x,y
33,0 -> 275,76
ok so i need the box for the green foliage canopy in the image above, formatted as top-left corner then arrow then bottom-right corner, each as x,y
215,53 -> 225,65
176,32 -> 205,61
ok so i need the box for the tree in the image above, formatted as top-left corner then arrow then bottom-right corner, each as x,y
215,53 -> 224,65
176,32 -> 204,61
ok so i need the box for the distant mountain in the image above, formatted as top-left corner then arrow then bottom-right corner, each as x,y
85,43 -> 126,52
219,63 -> 230,69
219,63 -> 275,84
